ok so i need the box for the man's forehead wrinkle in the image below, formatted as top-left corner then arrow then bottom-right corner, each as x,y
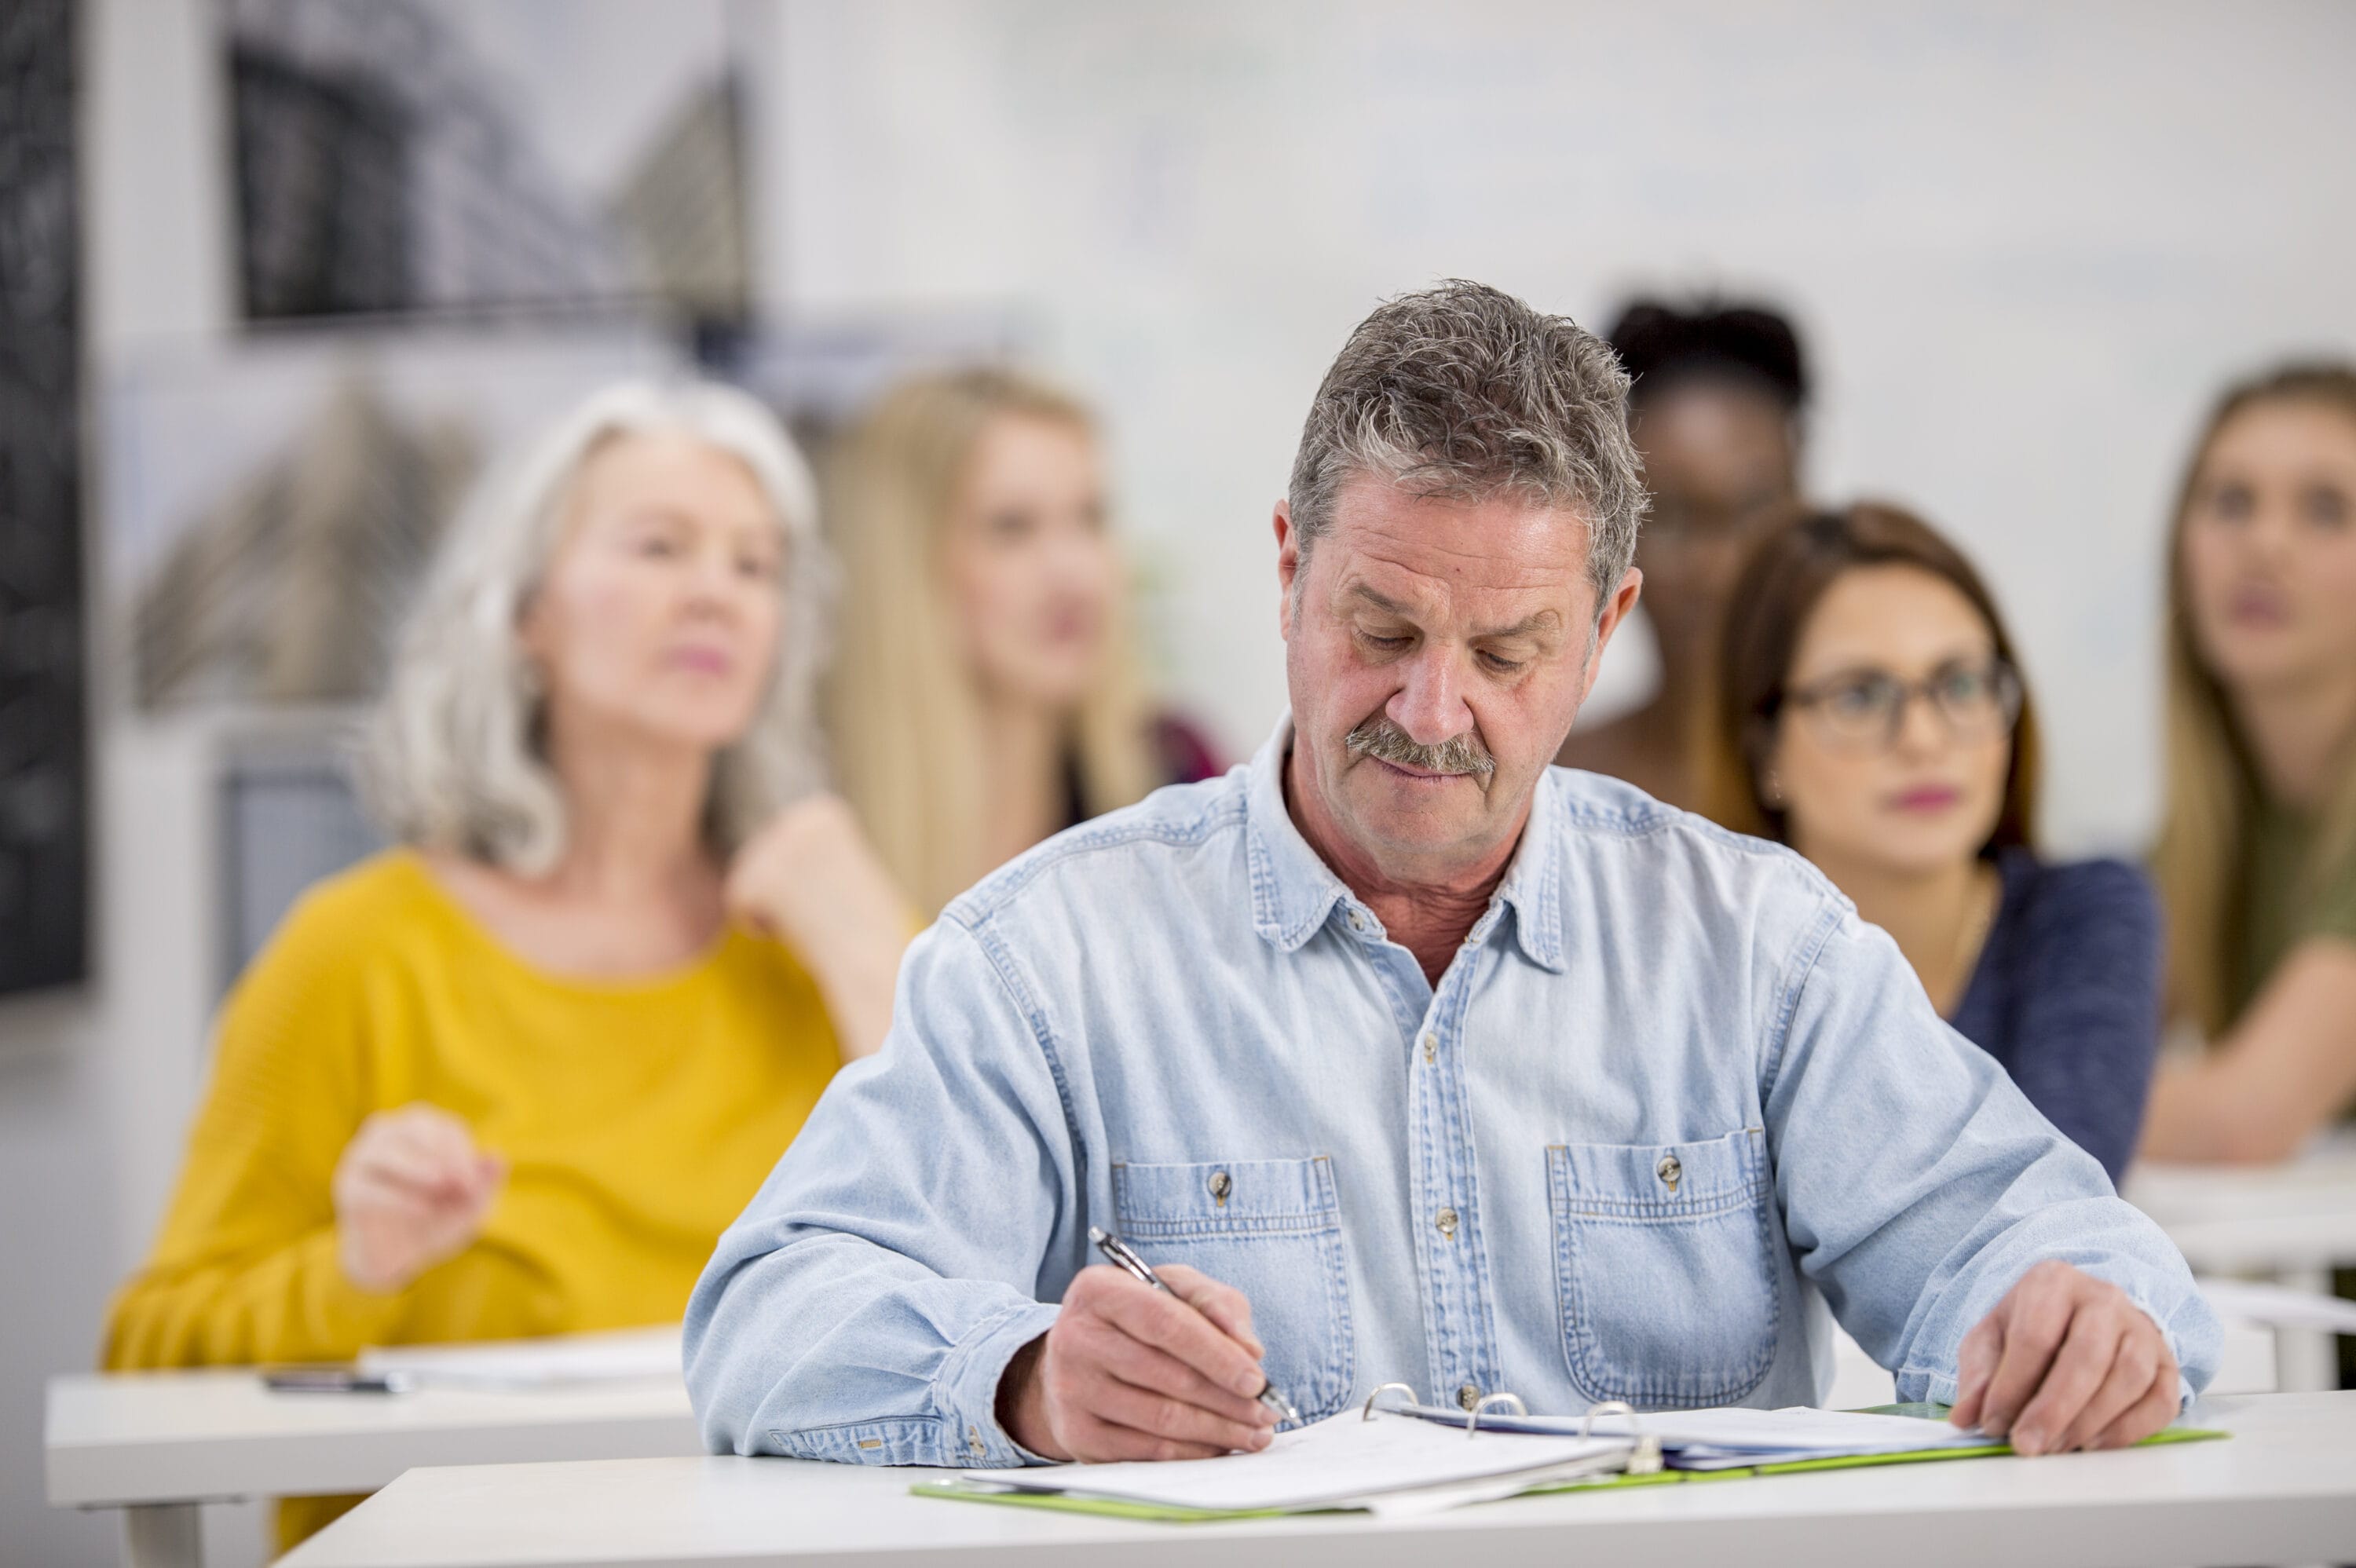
1340,545 -> 1576,610
1337,503 -> 1585,588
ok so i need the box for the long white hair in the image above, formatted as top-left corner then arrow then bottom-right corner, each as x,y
362,381 -> 831,876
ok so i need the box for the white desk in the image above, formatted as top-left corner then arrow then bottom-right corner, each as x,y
2128,1131 -> 2356,1390
45,1369 -> 700,1568
280,1392 -> 2356,1568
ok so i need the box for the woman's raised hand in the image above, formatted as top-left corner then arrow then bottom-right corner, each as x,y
331,1104 -> 507,1294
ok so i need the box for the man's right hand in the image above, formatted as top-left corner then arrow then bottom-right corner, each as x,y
331,1104 -> 507,1293
997,1263 -> 1281,1461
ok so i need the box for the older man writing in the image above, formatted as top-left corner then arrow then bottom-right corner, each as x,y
687,282 -> 2216,1467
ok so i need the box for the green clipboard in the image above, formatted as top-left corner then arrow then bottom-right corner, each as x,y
909,1405 -> 2229,1524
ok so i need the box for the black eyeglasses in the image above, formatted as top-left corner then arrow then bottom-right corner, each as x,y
1778,658 -> 2023,752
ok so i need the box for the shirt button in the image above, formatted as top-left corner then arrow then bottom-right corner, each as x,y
1657,1154 -> 1682,1193
1348,910 -> 1366,932
1435,1207 -> 1459,1240
967,1424 -> 985,1457
1458,1383 -> 1482,1411
1420,1032 -> 1438,1062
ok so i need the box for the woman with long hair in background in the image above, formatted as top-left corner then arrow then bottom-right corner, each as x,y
825,367 -> 1220,916
1703,503 -> 2162,1180
2141,364 -> 2356,1164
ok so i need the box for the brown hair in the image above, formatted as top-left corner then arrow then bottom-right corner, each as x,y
2152,363 -> 2356,1035
1700,501 -> 2042,853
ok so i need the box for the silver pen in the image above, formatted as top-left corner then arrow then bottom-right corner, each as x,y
1088,1224 -> 1301,1424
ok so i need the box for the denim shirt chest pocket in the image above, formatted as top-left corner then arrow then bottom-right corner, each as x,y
1110,1156 -> 1354,1424
1547,1127 -> 1777,1409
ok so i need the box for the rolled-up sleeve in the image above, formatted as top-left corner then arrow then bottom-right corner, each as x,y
684,916 -> 1072,1465
1762,898 -> 2219,1409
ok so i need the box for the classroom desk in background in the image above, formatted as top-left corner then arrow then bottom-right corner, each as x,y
2127,1128 -> 2356,1391
278,1393 -> 2356,1568
44,1367 -> 700,1568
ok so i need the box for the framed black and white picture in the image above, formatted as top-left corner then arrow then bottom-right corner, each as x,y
224,0 -> 753,327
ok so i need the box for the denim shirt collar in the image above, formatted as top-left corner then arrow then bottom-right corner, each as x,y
1242,714 -> 1567,974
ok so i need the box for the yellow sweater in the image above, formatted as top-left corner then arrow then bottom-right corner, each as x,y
104,850 -> 842,1544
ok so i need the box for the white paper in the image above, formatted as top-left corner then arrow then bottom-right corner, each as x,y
1359,1457 -> 1630,1518
973,1410 -> 1630,1513
357,1325 -> 682,1389
1616,1405 -> 1985,1453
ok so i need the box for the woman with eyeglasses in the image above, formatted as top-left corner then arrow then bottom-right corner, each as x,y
1700,503 -> 2160,1180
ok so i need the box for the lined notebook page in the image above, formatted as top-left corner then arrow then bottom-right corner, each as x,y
974,1411 -> 1629,1513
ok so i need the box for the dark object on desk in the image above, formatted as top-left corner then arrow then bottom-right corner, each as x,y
262,1365 -> 414,1395
1948,850 -> 2163,1184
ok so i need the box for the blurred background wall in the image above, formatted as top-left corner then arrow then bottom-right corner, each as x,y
4,3 -> 2354,1562
772,1 -> 2356,852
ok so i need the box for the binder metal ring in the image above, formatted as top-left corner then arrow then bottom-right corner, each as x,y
1575,1399 -> 1635,1439
1578,1400 -> 1665,1475
1464,1391 -> 1527,1439
1359,1383 -> 1420,1423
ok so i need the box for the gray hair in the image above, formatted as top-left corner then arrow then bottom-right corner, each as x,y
362,380 -> 832,876
1287,280 -> 1648,605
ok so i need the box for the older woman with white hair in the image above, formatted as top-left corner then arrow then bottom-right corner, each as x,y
104,382 -> 909,1550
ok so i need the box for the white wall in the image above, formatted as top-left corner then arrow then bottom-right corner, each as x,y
774,0 -> 2356,853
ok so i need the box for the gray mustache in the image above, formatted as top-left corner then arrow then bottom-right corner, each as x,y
1344,716 -> 1496,778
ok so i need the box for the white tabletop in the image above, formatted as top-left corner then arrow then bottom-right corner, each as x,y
45,1369 -> 700,1508
2125,1131 -> 2356,1274
280,1392 -> 2356,1568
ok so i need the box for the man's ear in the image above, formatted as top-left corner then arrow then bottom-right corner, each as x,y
1575,567 -> 1644,707
1273,500 -> 1301,643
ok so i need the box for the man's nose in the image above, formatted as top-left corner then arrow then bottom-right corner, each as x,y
1386,646 -> 1474,747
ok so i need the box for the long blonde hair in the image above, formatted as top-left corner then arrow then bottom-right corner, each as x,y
823,368 -> 1155,916
2153,363 -> 2356,1035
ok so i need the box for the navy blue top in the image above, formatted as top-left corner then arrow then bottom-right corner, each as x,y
1946,850 -> 2162,1183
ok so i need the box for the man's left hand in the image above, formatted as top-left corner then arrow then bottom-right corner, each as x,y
1948,1259 -> 2180,1455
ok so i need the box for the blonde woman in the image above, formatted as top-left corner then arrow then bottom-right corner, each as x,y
104,382 -> 909,1548
2141,364 -> 2356,1164
825,368 -> 1220,916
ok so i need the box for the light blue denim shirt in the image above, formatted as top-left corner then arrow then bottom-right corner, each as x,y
687,718 -> 2218,1465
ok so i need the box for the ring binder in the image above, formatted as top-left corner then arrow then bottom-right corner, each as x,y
1356,1383 -> 1664,1474
920,1392 -> 2222,1522
1465,1393 -> 1528,1439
